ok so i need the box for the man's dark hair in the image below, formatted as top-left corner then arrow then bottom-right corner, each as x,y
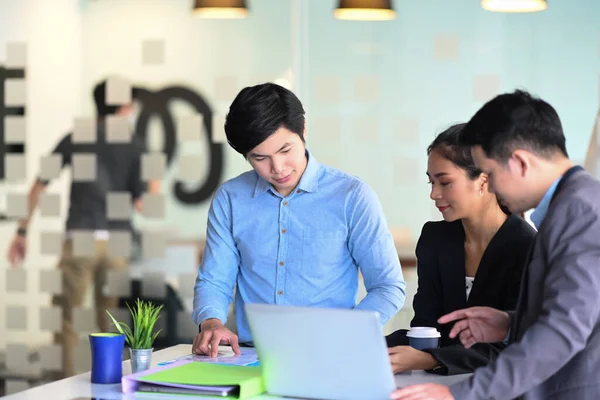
428,123 -> 482,180
430,123 -> 510,215
224,83 -> 305,155
93,79 -> 135,117
462,89 -> 568,163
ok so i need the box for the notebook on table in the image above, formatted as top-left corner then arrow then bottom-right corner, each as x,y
122,360 -> 264,399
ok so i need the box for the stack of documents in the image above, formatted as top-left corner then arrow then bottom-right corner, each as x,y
122,360 -> 265,398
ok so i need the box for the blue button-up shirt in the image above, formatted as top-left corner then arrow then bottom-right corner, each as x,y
530,178 -> 561,230
193,151 -> 406,343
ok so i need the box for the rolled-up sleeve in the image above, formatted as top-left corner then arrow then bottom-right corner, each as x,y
192,187 -> 240,326
349,182 -> 406,323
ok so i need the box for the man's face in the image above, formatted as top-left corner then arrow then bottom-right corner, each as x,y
471,145 -> 529,214
247,126 -> 307,197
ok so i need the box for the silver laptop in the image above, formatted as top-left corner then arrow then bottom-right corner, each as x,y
245,304 -> 396,400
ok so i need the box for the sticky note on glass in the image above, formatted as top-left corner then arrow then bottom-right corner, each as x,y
5,42 -> 27,68
4,116 -> 26,144
353,116 -> 380,142
353,75 -> 380,102
393,157 -> 421,186
142,152 -> 166,180
72,117 -> 96,143
72,153 -> 96,181
214,76 -> 238,102
434,34 -> 460,61
314,75 -> 341,103
142,39 -> 165,65
106,115 -> 131,143
392,117 -> 420,147
5,154 -> 26,182
106,76 -> 132,105
177,154 -> 204,182
473,74 -> 500,103
314,116 -> 341,143
5,79 -> 26,107
177,114 -> 203,141
39,154 -> 62,180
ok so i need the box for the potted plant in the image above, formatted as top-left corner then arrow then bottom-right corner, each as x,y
106,298 -> 163,373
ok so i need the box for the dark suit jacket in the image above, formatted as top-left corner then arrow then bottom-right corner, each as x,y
451,168 -> 600,400
387,214 -> 536,375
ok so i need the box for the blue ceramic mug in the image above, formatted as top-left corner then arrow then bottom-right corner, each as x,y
89,333 -> 125,384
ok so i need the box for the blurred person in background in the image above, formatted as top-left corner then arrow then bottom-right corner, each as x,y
6,79 -> 160,378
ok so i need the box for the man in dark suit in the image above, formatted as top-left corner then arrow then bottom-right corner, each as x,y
392,90 -> 600,399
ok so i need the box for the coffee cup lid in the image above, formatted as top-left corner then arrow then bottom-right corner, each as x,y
406,327 -> 441,338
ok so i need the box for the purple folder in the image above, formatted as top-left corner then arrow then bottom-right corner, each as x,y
122,360 -> 193,393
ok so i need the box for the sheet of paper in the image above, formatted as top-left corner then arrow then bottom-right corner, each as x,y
158,347 -> 259,367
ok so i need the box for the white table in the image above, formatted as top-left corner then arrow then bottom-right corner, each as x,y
3,345 -> 470,399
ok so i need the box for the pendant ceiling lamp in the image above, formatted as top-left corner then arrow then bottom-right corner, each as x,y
334,0 -> 396,21
193,0 -> 249,19
481,0 -> 547,13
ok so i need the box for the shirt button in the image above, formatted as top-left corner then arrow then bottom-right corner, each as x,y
278,290 -> 283,295
296,190 -> 301,194
279,261 -> 284,266
283,201 -> 288,206
281,229 -> 287,234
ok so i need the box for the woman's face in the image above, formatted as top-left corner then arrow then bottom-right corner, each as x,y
427,148 -> 484,222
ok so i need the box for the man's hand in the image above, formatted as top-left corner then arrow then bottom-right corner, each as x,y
390,384 -> 454,400
7,235 -> 27,266
389,346 -> 438,374
438,306 -> 510,348
192,318 -> 241,357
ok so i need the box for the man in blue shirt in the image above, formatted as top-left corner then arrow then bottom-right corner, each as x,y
191,83 -> 406,357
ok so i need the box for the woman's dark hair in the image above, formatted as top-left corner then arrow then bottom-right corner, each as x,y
224,83 -> 305,156
427,123 -> 481,179
428,123 -> 510,215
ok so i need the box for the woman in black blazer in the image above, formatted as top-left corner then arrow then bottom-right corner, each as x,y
387,123 -> 536,376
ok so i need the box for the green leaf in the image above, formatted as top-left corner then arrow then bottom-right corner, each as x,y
105,310 -> 125,335
117,298 -> 163,349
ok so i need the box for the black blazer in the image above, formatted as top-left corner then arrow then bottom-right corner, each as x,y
386,214 -> 536,375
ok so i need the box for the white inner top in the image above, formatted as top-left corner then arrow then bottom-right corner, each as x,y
466,276 -> 475,299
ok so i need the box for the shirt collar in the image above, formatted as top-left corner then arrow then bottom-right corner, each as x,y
253,148 -> 320,197
530,177 -> 561,230
253,173 -> 271,197
296,149 -> 320,193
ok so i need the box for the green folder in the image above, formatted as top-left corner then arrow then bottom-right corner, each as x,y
137,362 -> 265,399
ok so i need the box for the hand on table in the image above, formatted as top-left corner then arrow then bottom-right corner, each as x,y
389,346 -> 438,373
192,318 -> 241,357
390,383 -> 454,400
